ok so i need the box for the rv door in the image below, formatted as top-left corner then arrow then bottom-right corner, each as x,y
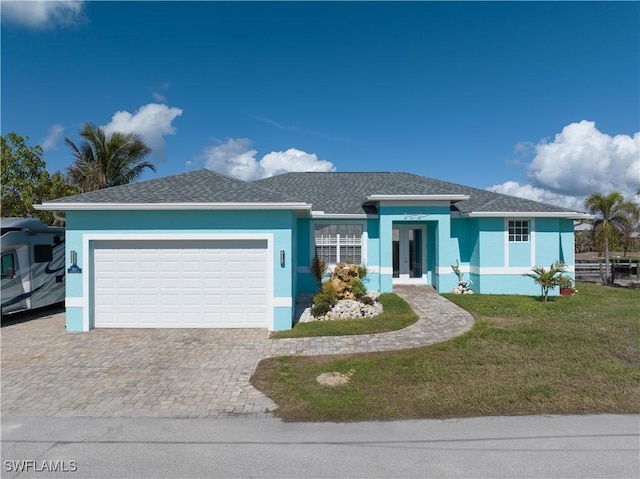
1,251 -> 27,314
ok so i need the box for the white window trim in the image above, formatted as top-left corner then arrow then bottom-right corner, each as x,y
504,218 -> 535,268
310,220 -> 368,269
507,219 -> 531,243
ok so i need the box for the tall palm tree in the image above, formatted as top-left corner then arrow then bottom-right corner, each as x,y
65,124 -> 154,192
584,191 -> 640,284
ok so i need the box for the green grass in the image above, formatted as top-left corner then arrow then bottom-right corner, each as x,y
269,293 -> 418,338
251,283 -> 640,421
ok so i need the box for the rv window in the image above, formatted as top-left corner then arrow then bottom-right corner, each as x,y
1,254 -> 15,278
34,244 -> 53,263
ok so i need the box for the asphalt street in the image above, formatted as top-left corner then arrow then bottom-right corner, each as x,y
2,414 -> 638,478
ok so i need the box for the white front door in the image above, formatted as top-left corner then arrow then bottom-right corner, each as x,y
392,225 -> 427,284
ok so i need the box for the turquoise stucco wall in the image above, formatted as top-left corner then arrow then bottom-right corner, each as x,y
65,207 -> 578,331
464,217 -> 577,296
65,209 -> 297,331
477,218 -> 505,267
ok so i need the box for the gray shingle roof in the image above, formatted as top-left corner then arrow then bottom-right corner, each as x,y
47,169 -> 301,204
45,169 -> 581,215
254,172 -> 579,215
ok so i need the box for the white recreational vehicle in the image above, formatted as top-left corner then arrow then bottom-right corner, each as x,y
1,217 -> 65,315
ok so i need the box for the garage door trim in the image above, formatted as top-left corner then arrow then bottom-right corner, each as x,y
81,233 -> 275,331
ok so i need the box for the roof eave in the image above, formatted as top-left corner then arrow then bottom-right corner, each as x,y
310,211 -> 378,219
367,194 -> 470,202
462,211 -> 595,220
35,202 -> 314,212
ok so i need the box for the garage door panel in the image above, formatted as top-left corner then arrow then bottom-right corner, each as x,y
93,239 -> 269,328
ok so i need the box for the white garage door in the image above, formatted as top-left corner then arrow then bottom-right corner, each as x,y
93,239 -> 269,328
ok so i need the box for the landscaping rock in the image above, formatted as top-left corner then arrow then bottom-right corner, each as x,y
297,292 -> 383,323
331,263 -> 360,299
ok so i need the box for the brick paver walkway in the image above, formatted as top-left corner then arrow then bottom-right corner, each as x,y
1,287 -> 473,418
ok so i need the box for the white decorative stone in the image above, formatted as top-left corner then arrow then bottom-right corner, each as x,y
297,292 -> 383,323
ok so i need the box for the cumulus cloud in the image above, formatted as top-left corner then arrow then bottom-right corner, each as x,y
100,103 -> 183,161
527,121 -> 639,196
1,0 -> 86,29
488,181 -> 586,212
490,121 -> 640,210
193,138 -> 336,181
40,124 -> 65,151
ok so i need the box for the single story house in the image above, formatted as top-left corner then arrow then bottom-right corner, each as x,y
37,169 -> 591,332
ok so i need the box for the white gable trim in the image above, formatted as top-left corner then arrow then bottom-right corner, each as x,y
36,202 -> 313,211
465,211 -> 593,219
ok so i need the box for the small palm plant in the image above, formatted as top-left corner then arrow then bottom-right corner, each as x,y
524,261 -> 567,302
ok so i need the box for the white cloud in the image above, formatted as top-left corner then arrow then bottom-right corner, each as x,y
488,181 -> 585,212
490,121 -> 640,210
152,91 -> 167,102
527,120 -> 639,196
101,103 -> 183,161
1,1 -> 86,29
40,124 -> 65,151
151,83 -> 169,102
194,138 -> 336,181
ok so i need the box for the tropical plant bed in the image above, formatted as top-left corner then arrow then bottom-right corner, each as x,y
269,293 -> 418,339
252,283 -> 640,421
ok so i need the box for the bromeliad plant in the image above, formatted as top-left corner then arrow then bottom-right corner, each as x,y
524,261 -> 567,302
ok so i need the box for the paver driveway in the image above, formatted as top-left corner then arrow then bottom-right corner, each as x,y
1,287 -> 473,418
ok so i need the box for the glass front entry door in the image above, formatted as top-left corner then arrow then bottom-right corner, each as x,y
392,225 -> 426,284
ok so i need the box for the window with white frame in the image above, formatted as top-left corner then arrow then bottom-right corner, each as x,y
508,220 -> 530,242
314,223 -> 363,264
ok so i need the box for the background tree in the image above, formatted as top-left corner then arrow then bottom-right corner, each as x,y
584,191 -> 640,284
1,133 -> 76,224
65,124 -> 154,192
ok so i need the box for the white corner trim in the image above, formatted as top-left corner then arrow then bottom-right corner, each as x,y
530,218 -> 536,267
380,266 -> 394,275
273,297 -> 293,308
35,202 -> 313,211
65,297 -> 84,308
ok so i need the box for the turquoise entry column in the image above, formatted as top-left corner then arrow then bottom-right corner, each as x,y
379,213 -> 394,292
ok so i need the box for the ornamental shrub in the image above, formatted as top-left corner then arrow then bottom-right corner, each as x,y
311,302 -> 332,318
313,281 -> 338,306
350,277 -> 367,300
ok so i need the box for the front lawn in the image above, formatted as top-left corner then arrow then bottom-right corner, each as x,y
269,293 -> 418,338
252,283 -> 640,421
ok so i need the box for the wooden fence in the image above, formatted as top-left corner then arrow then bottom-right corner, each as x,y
575,258 -> 640,282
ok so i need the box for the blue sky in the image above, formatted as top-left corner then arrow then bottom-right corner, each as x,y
2,1 -> 639,210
